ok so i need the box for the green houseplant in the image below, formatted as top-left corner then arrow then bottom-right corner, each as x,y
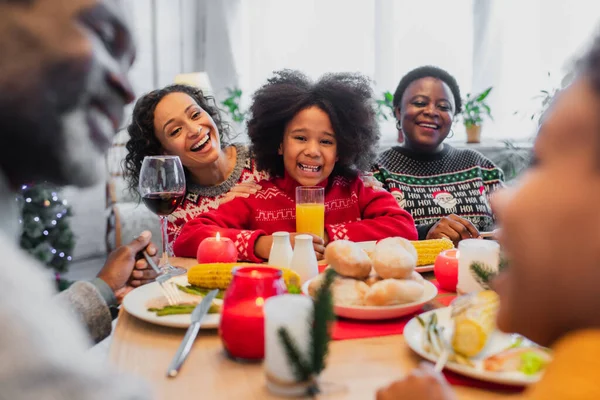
220,87 -> 247,124
461,86 -> 493,143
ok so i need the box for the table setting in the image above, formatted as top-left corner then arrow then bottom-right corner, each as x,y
112,165 -> 543,399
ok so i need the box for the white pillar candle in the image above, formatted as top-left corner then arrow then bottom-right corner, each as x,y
264,294 -> 313,397
457,239 -> 500,294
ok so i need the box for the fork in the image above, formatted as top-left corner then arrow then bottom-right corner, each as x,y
142,251 -> 182,306
433,295 -> 474,372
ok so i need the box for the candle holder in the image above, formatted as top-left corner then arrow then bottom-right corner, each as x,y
434,248 -> 459,292
197,232 -> 238,264
457,239 -> 500,295
219,266 -> 287,361
264,294 -> 314,397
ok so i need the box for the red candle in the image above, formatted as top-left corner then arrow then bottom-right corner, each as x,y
219,267 -> 287,361
197,232 -> 238,263
434,249 -> 460,292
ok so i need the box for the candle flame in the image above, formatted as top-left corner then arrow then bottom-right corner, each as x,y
255,297 -> 264,307
216,232 -> 221,241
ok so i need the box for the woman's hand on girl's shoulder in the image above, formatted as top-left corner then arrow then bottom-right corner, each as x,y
219,182 -> 262,205
360,172 -> 384,190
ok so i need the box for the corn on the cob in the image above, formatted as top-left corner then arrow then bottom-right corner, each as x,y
187,263 -> 301,290
451,290 -> 499,357
411,238 -> 454,266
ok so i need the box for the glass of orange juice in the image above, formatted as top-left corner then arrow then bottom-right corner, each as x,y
295,186 -> 325,238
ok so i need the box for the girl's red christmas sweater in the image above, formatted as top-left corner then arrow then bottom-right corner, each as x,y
173,172 -> 418,262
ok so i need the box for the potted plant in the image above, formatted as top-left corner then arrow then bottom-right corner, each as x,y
220,86 -> 247,123
461,86 -> 493,143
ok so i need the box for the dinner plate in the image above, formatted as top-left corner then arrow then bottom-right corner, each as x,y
356,241 -> 434,272
404,307 -> 543,386
122,275 -> 220,329
301,278 -> 437,320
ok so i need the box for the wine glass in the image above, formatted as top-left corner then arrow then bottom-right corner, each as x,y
139,155 -> 186,275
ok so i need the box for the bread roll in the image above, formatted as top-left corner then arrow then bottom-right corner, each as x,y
307,272 -> 326,297
407,271 -> 425,285
325,240 -> 372,279
332,278 -> 369,306
364,279 -> 424,306
365,274 -> 383,286
371,237 -> 417,279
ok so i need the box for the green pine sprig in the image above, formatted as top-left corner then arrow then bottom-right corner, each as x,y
277,268 -> 337,396
310,268 -> 336,375
277,327 -> 312,382
470,261 -> 496,289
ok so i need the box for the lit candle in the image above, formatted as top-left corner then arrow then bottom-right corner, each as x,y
457,239 -> 500,295
196,232 -> 238,263
219,267 -> 287,361
434,249 -> 460,292
264,294 -> 313,397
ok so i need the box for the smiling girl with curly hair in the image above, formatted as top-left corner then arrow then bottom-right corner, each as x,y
173,70 -> 417,261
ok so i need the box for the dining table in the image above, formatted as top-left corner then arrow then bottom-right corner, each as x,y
109,257 -> 521,399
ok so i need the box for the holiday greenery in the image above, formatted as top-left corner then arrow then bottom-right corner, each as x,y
19,183 -> 75,279
278,268 -> 336,396
470,255 -> 509,289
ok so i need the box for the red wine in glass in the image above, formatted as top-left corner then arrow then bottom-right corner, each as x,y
139,155 -> 186,275
142,192 -> 184,216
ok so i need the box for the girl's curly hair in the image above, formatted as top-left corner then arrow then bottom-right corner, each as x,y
123,84 -> 230,197
247,69 -> 380,179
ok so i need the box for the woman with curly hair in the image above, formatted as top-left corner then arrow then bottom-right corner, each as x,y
123,84 -> 267,246
173,70 -> 417,261
372,66 -> 504,245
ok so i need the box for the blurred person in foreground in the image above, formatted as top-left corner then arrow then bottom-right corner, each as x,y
377,32 -> 600,400
0,0 -> 157,398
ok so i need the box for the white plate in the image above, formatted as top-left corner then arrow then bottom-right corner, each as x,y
356,241 -> 434,272
122,275 -> 220,329
404,307 -> 543,386
301,279 -> 437,320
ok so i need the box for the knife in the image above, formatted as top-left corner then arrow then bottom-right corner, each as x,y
166,289 -> 219,378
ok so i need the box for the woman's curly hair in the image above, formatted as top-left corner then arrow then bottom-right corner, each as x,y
247,69 -> 380,179
392,66 -> 462,116
123,84 -> 230,197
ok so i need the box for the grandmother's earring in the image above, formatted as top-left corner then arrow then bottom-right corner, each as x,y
396,121 -> 402,132
447,129 -> 455,139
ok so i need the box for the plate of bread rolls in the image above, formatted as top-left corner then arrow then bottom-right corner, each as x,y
356,238 -> 454,272
302,238 -> 438,320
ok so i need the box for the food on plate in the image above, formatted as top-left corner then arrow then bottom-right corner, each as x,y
145,291 -> 222,317
412,238 -> 454,266
332,278 -> 370,306
364,273 -> 383,286
147,303 -> 221,316
407,270 -> 425,285
417,312 -> 475,367
177,284 -> 225,299
364,278 -> 425,306
187,263 -> 301,289
371,237 -> 417,279
483,347 -> 551,375
325,240 -> 372,279
307,272 -> 326,297
452,290 -> 499,357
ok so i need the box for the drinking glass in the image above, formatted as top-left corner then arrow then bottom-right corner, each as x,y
295,186 -> 325,238
139,155 -> 186,275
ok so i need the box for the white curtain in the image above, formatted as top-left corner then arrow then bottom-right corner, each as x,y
214,0 -> 600,141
